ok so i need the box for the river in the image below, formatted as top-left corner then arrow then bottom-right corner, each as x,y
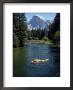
13,41 -> 60,77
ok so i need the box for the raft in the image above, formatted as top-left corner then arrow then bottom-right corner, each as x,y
32,59 -> 49,63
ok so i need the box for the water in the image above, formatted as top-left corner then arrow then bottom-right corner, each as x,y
13,41 -> 60,77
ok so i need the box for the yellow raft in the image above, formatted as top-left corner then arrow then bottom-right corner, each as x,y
32,59 -> 49,63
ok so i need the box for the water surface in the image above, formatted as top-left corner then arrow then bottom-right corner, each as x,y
13,42 -> 60,77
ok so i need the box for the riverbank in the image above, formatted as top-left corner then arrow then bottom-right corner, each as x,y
26,40 -> 60,47
13,40 -> 60,48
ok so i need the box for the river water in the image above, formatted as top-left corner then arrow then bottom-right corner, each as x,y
13,42 -> 60,77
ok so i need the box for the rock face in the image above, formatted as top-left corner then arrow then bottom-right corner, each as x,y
28,15 -> 50,30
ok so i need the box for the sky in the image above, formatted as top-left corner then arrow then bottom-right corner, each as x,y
25,13 -> 56,22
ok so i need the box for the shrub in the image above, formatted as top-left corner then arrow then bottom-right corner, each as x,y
35,38 -> 38,40
24,37 -> 28,42
42,36 -> 49,41
28,37 -> 33,40
54,31 -> 60,42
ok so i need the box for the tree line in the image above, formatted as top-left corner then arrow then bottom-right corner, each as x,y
13,13 -> 60,48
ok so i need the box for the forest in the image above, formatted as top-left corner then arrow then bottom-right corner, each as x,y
13,13 -> 60,48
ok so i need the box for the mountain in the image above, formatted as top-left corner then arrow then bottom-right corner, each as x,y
28,15 -> 50,30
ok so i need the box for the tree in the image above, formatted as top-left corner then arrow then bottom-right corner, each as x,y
54,31 -> 60,43
13,13 -> 28,47
48,13 -> 60,41
42,36 -> 49,41
13,33 -> 19,48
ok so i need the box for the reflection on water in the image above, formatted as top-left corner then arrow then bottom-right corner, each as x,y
13,42 -> 60,77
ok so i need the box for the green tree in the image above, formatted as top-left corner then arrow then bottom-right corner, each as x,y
48,13 -> 60,42
13,13 -> 28,47
42,36 -> 49,41
54,31 -> 60,42
13,33 -> 19,48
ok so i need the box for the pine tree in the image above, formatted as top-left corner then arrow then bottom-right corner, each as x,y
13,13 -> 27,47
48,13 -> 60,41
